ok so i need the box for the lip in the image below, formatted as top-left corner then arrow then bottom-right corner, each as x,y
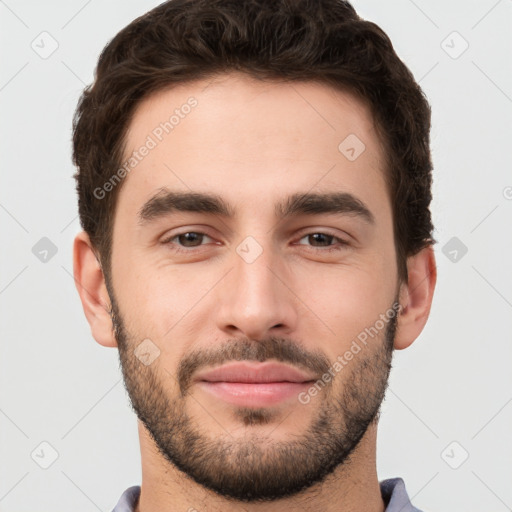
194,361 -> 317,384
194,362 -> 316,408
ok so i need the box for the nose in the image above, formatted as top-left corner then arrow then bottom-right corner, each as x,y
214,239 -> 299,341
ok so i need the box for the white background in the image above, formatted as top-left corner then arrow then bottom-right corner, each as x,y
1,0 -> 511,510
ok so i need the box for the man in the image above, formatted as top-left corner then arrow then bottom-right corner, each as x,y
72,0 -> 436,510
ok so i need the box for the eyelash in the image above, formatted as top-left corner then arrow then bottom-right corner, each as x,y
161,231 -> 349,254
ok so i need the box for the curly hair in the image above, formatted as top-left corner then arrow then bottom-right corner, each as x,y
72,0 -> 435,282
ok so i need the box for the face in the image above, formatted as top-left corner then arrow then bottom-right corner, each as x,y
107,73 -> 401,501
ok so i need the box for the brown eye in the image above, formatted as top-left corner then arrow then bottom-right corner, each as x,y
162,231 -> 215,252
296,232 -> 349,251
176,232 -> 205,247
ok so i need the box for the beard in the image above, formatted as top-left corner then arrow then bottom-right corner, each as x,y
109,291 -> 397,503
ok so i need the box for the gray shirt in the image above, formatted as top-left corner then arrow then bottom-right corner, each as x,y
112,478 -> 422,511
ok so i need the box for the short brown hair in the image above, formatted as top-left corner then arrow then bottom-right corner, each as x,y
72,0 -> 435,282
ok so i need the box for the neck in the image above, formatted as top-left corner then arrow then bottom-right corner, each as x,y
134,420 -> 385,512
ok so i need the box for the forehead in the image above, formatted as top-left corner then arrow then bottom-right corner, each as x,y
117,72 -> 389,220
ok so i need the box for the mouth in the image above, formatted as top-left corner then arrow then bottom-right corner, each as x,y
193,361 -> 316,407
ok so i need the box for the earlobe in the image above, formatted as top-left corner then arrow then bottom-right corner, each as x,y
394,245 -> 437,350
73,231 -> 118,348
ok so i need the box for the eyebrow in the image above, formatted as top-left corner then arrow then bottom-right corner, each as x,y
138,188 -> 375,225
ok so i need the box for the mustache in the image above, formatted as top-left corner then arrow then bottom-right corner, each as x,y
177,337 -> 331,395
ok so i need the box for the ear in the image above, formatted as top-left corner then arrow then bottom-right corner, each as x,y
73,231 -> 118,348
394,245 -> 437,350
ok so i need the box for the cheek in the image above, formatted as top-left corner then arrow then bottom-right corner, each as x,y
117,263 -> 216,342
294,262 -> 396,350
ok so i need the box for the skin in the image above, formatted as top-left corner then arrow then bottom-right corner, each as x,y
74,72 -> 436,511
